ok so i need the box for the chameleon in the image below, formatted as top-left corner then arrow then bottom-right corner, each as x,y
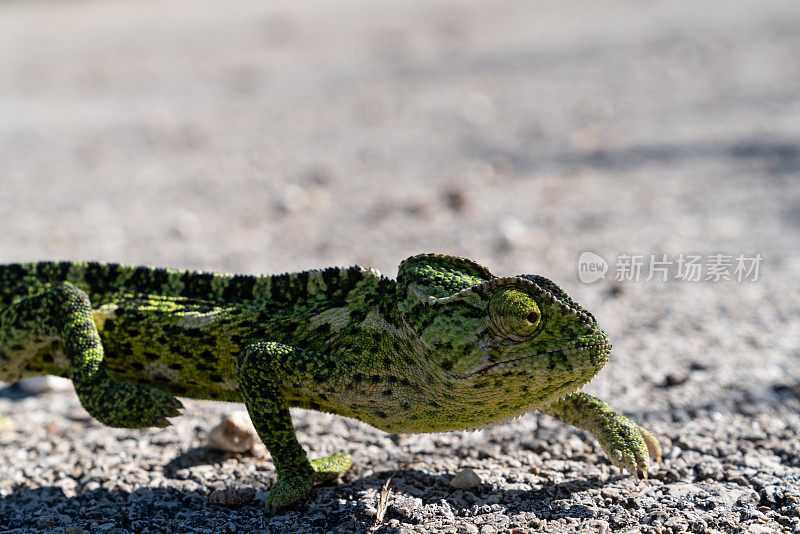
0,254 -> 661,510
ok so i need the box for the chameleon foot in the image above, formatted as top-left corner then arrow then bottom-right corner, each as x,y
265,467 -> 315,511
265,453 -> 352,511
542,392 -> 662,479
597,417 -> 661,478
80,379 -> 183,428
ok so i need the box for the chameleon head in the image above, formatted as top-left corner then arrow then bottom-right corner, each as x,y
398,254 -> 611,414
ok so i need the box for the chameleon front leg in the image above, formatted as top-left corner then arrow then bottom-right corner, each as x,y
541,391 -> 662,478
0,282 -> 182,427
235,341 -> 353,511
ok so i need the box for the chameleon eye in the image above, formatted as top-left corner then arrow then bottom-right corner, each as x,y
488,289 -> 541,341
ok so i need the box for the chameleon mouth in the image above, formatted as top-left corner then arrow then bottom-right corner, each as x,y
464,341 -> 612,378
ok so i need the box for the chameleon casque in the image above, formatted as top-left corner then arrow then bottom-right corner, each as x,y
0,254 -> 661,510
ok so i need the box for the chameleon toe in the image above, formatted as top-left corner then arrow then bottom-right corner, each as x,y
310,452 -> 353,482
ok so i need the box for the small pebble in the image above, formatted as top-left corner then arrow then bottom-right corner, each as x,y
208,486 -> 257,507
451,468 -> 482,489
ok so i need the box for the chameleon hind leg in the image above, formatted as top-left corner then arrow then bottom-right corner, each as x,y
236,341 -> 353,511
0,282 -> 182,428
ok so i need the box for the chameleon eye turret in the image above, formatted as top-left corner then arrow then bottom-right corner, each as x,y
0,254 -> 660,511
487,287 -> 542,341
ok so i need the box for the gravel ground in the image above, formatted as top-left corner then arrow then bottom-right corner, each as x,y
1,0 -> 800,532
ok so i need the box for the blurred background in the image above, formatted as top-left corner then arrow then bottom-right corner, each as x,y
2,0 -> 798,275
1,0 -> 799,531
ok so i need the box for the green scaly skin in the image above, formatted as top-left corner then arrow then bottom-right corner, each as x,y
0,254 -> 661,510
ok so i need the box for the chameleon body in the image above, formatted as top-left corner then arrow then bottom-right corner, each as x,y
0,254 -> 661,509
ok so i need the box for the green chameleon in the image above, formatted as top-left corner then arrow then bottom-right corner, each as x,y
0,254 -> 661,510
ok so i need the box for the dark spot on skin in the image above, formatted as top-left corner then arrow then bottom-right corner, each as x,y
428,400 -> 440,408
387,375 -> 398,383
349,309 -> 367,324
318,394 -> 328,401
374,411 -> 388,419
320,268 -> 340,295
169,363 -> 183,371
369,375 -> 381,384
316,323 -> 331,335
175,348 -> 195,361
283,322 -> 299,334
473,382 -> 488,389
295,271 -> 310,292
172,384 -> 187,395
144,351 -> 160,361
461,307 -> 485,319
10,344 -> 24,352
382,389 -> 393,396
222,275 -> 257,301
352,373 -> 364,382
209,391 -> 219,399
131,362 -> 145,371
180,271 -> 214,298
418,315 -> 436,332
437,340 -> 454,351
441,360 -> 454,372
41,353 -> 54,362
210,374 -> 223,383
270,273 -> 292,302
325,360 -> 336,370
400,402 -> 410,410
382,356 -> 392,367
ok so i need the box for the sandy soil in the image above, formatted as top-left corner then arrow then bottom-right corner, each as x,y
1,0 -> 799,532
